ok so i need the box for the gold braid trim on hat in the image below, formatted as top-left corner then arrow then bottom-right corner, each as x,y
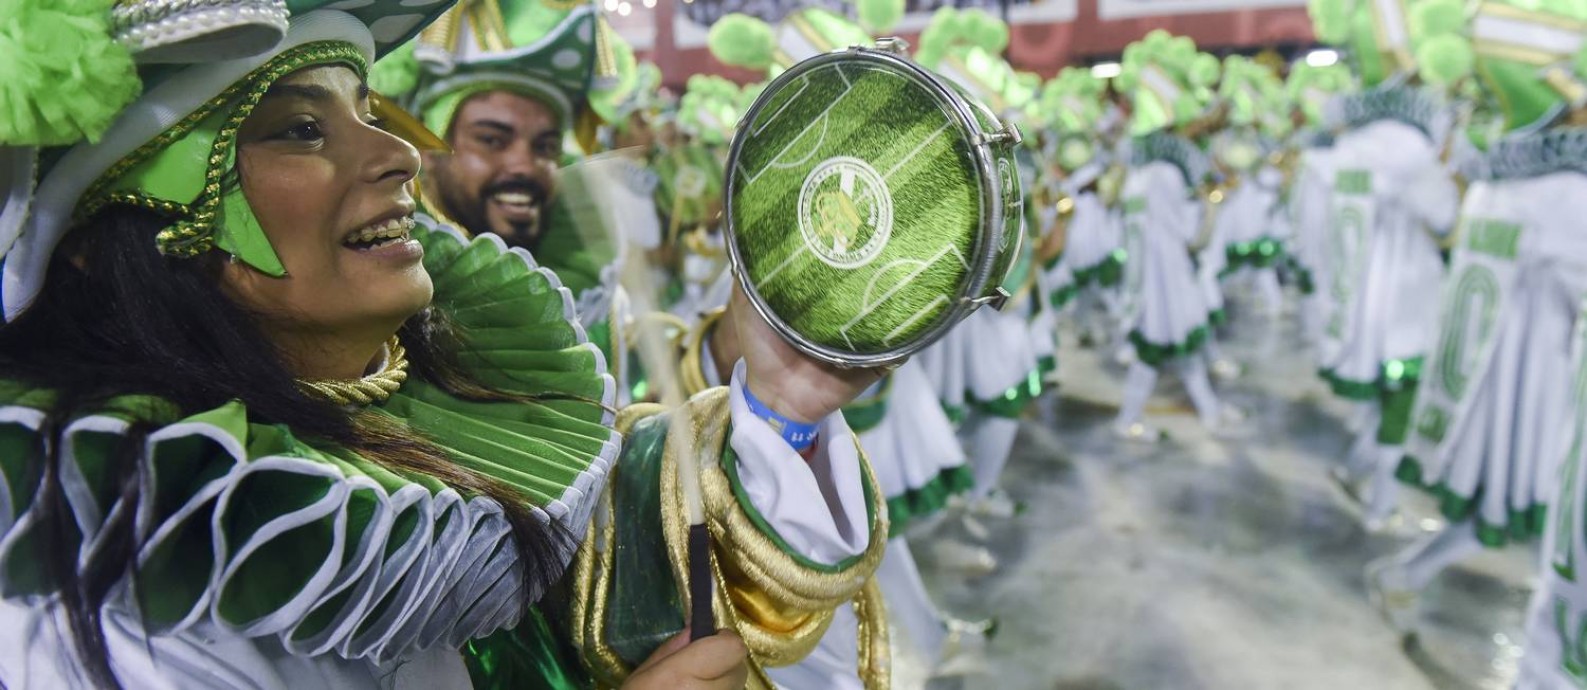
297,336 -> 409,406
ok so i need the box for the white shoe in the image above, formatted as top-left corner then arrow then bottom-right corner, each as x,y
1365,557 -> 1420,637
930,539 -> 998,577
1112,421 -> 1163,443
1211,358 -> 1243,380
1220,404 -> 1246,424
931,619 -> 994,678
1114,345 -> 1137,366
968,490 -> 1019,520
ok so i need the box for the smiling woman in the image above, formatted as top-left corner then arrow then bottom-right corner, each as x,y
225,65 -> 434,381
0,2 -> 887,689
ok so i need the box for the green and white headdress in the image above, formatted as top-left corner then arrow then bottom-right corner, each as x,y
1220,55 -> 1285,127
0,0 -> 452,319
676,74 -> 741,145
1114,30 -> 1221,136
1037,66 -> 1107,173
707,0 -> 902,76
1468,0 -> 1587,131
910,7 -> 1017,112
1287,60 -> 1357,127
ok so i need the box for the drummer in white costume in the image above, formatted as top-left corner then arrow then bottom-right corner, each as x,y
1347,0 -> 1587,648
1283,61 -> 1355,357
1304,0 -> 1461,530
1110,31 -> 1237,439
1209,56 -> 1290,317
1037,68 -> 1124,355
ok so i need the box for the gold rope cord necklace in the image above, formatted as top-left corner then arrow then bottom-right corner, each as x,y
297,336 -> 409,406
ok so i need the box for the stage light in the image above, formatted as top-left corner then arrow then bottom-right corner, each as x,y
1091,62 -> 1121,79
617,1 -> 631,13
1306,49 -> 1339,67
643,0 -> 655,7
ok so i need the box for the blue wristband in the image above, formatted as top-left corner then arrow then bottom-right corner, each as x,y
741,384 -> 820,452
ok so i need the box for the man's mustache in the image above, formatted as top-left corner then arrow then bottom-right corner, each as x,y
482,178 -> 549,205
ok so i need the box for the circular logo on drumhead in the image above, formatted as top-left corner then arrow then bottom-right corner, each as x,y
798,157 -> 894,269
676,165 -> 708,199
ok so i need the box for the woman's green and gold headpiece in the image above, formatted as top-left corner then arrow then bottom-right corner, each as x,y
0,0 -> 451,320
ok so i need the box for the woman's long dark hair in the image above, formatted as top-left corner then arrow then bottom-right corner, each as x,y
0,205 -> 572,688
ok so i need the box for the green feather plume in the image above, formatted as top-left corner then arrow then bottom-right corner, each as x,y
856,0 -> 905,34
1188,53 -> 1221,88
964,10 -> 1009,54
0,0 -> 141,146
1307,0 -> 1355,45
708,14 -> 776,70
1415,34 -> 1473,86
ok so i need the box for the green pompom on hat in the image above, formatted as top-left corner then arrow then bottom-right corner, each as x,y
1118,30 -> 1219,135
1409,0 -> 1475,87
913,7 -> 1007,71
857,0 -> 905,34
707,13 -> 776,71
1287,60 -> 1355,126
912,7 -> 1024,114
710,1 -> 894,78
1039,66 -> 1105,134
0,0 -> 141,147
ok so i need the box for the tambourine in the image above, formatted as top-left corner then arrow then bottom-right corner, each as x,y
724,40 -> 1026,368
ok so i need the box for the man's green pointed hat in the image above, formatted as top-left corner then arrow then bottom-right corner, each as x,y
367,0 -> 616,144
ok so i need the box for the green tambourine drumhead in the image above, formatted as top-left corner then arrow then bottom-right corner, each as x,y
726,48 -> 1022,366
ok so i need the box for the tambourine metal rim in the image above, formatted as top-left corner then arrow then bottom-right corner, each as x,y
723,44 -> 1011,369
